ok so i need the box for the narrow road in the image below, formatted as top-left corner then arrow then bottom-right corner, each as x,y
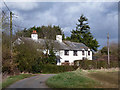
8,74 -> 56,88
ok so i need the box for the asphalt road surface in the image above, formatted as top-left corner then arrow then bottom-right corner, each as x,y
8,74 -> 56,88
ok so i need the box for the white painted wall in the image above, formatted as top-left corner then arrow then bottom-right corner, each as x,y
42,49 -> 92,65
57,50 -> 92,65
86,50 -> 92,60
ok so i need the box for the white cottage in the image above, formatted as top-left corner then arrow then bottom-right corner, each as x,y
15,30 -> 92,65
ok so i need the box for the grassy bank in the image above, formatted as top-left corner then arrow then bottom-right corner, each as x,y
46,69 -> 118,88
46,71 -> 100,88
2,74 -> 34,88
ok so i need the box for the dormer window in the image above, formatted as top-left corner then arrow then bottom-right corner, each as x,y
65,50 -> 69,55
73,50 -> 77,56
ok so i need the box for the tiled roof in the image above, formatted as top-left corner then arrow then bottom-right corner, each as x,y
14,37 -> 89,50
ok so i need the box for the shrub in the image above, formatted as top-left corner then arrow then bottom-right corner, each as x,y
109,61 -> 118,68
96,60 -> 109,69
76,60 -> 97,70
14,40 -> 44,73
74,60 -> 118,69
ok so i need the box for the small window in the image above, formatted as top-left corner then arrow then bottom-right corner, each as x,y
65,60 -> 69,62
88,51 -> 90,55
73,50 -> 78,56
64,60 -> 70,65
82,50 -> 84,55
65,50 -> 69,55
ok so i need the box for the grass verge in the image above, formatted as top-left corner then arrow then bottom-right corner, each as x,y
2,74 -> 34,88
46,69 -> 118,88
46,71 -> 100,88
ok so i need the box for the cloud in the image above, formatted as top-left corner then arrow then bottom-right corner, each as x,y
36,10 -> 58,25
6,2 -> 39,11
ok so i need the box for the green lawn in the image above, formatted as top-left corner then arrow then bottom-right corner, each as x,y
46,69 -> 118,88
2,74 -> 34,88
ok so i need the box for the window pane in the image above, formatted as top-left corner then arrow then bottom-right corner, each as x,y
65,60 -> 69,62
73,50 -> 77,56
65,50 -> 69,55
82,50 -> 84,55
88,51 -> 90,55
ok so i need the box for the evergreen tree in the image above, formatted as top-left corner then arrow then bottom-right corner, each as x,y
65,36 -> 71,40
71,14 -> 99,52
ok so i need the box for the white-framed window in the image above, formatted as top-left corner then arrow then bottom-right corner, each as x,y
65,60 -> 69,62
64,50 -> 69,55
88,51 -> 90,56
82,50 -> 84,55
73,50 -> 78,56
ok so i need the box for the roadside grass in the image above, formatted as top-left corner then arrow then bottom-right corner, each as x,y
46,69 -> 118,88
46,71 -> 100,88
2,74 -> 34,88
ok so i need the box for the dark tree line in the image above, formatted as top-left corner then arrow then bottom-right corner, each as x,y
16,25 -> 65,40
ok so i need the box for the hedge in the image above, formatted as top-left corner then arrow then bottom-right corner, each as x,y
31,64 -> 78,73
74,60 -> 119,70
42,65 -> 78,73
31,60 -> 119,73
19,60 -> 119,73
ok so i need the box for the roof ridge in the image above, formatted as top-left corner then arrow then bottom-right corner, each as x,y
64,40 -> 83,44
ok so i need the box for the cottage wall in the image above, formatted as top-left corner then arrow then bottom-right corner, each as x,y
86,50 -> 92,60
57,50 -> 92,65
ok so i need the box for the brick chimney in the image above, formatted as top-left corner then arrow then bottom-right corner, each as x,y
31,30 -> 38,40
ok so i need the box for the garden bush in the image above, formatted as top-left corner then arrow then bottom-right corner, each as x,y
96,60 -> 109,69
78,60 -> 97,69
109,61 -> 119,68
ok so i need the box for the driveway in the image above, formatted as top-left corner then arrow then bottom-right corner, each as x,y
8,74 -> 56,88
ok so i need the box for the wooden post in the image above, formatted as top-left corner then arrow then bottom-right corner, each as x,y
10,11 -> 12,58
10,11 -> 15,75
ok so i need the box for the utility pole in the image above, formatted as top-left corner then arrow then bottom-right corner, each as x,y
10,11 -> 12,58
107,33 -> 110,65
10,11 -> 15,75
